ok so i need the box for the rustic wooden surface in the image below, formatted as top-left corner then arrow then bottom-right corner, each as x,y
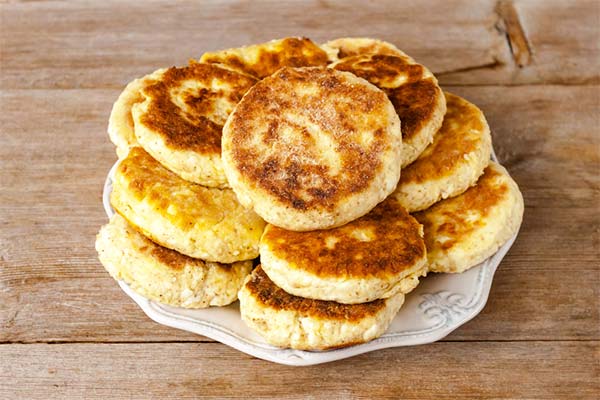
1,1 -> 598,398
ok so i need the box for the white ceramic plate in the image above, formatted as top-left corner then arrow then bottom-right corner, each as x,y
102,152 -> 519,366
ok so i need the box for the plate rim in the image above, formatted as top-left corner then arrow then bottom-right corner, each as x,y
101,150 -> 519,366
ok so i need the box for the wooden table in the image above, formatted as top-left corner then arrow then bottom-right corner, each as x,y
1,1 -> 598,398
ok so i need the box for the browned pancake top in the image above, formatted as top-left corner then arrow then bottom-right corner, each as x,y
148,244 -> 195,270
414,164 -> 509,251
110,215 -> 237,275
113,147 -> 246,231
201,37 -> 329,79
225,67 -> 397,211
245,266 -> 387,321
262,197 -> 426,278
325,38 -> 405,59
401,92 -> 488,184
332,54 -> 424,88
139,62 -> 257,154
332,54 -> 439,142
113,215 -> 208,271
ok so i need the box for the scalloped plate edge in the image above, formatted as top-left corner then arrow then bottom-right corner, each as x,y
102,150 -> 521,366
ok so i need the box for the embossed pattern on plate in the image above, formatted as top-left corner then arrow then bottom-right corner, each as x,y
102,150 -> 519,366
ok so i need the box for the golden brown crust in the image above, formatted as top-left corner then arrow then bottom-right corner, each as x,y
113,213 -> 187,271
147,243 -> 193,271
113,214 -> 230,273
332,54 -> 425,88
322,38 -> 406,59
137,63 -> 257,155
110,147 -> 266,262
386,79 -> 440,142
200,37 -> 329,78
114,208 -> 191,259
261,197 -> 426,279
332,54 -> 440,142
400,92 -> 488,184
96,214 -> 252,308
244,266 -> 387,321
225,66 -> 396,211
113,147 -> 243,230
144,244 -> 235,276
107,69 -> 166,157
414,164 -> 509,251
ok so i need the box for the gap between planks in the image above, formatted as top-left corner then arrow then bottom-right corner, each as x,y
495,0 -> 533,67
437,0 -> 535,75
2,84 -> 599,94
2,339 -> 598,345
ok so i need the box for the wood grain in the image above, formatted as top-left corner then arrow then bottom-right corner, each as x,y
511,0 -> 600,84
1,0 -> 598,89
1,342 -> 598,399
496,0 -> 533,67
1,0 -> 599,398
1,85 -> 598,343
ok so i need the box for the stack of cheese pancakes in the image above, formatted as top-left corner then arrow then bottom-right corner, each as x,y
96,37 -> 523,350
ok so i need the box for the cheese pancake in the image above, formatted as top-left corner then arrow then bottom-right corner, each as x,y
414,162 -> 524,273
107,68 -> 166,158
110,147 -> 266,263
392,92 -> 492,212
132,62 -> 257,188
260,197 -> 427,304
331,53 -> 446,166
222,67 -> 402,231
238,266 -> 405,350
321,37 -> 407,61
96,215 -> 252,308
200,37 -> 329,79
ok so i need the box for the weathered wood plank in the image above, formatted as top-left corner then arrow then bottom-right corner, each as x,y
1,0 -> 598,88
513,0 -> 600,84
1,342 -> 598,399
1,85 -> 598,343
0,88 -> 200,341
497,0 -> 533,67
438,0 -> 600,85
1,1 -> 598,397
